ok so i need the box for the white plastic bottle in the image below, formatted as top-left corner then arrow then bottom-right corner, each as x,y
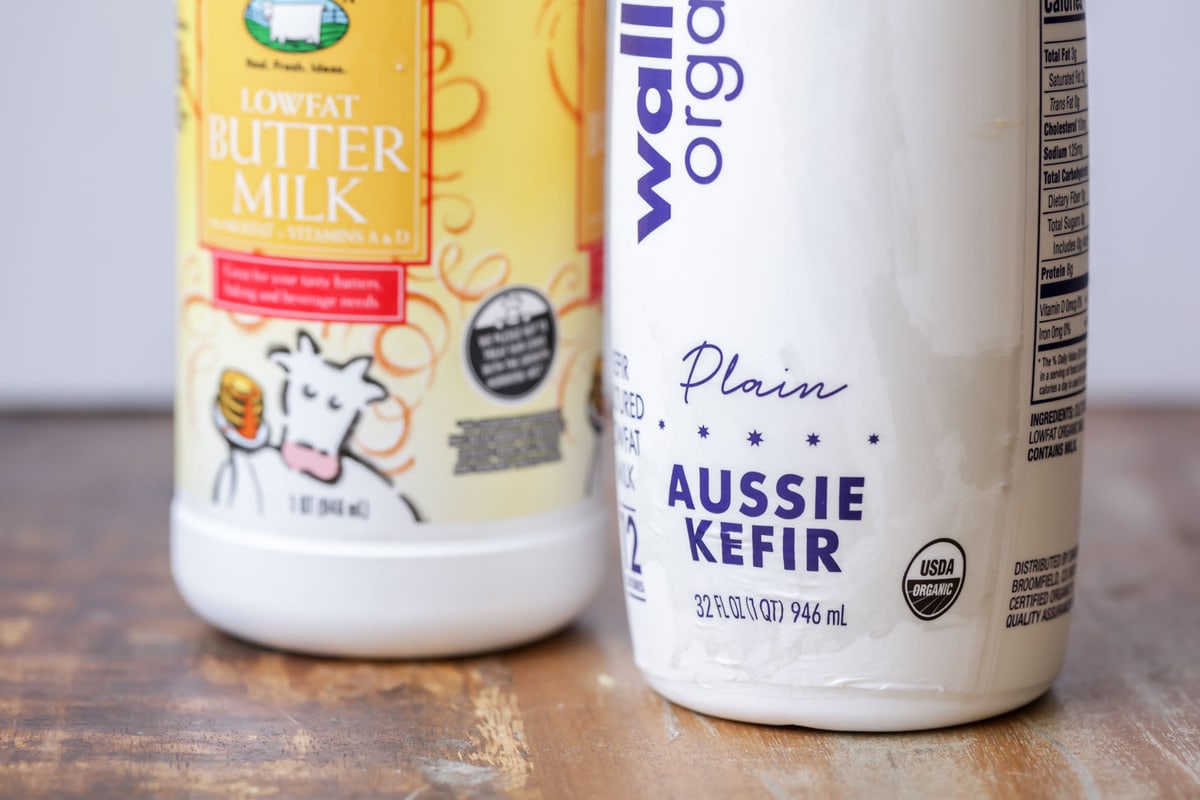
172,0 -> 609,657
607,1 -> 1089,729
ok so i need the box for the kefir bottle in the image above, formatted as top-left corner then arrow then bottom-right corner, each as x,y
607,0 -> 1090,729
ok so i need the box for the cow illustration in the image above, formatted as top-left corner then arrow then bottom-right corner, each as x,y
212,332 -> 419,524
261,1 -> 324,46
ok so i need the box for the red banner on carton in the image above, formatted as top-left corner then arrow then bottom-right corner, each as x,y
211,251 -> 405,323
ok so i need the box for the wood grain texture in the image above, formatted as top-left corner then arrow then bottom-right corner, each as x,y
0,411 -> 1197,798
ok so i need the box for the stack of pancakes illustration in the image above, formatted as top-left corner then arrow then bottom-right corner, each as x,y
217,370 -> 264,440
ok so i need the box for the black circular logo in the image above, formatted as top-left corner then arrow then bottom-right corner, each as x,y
465,287 -> 557,399
902,538 -> 966,621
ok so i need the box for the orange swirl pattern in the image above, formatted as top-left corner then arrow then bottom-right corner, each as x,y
556,297 -> 595,323
373,318 -> 441,383
430,192 -> 476,235
357,397 -> 415,460
435,244 -> 511,304
539,0 -> 582,121
536,0 -> 556,29
228,312 -> 270,333
365,0 -> 488,476
428,4 -> 485,141
548,259 -> 591,320
429,77 -> 488,140
542,0 -> 599,440
382,457 -> 418,478
548,261 -> 596,351
427,167 -> 465,183
430,40 -> 452,74
434,0 -> 471,36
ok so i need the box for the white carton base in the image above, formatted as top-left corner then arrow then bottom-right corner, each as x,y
645,672 -> 1055,731
171,499 -> 610,658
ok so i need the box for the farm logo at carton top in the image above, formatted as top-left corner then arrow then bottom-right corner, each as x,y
245,0 -> 349,53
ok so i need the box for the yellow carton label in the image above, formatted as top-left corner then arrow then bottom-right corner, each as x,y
577,0 -> 606,251
199,0 -> 430,263
177,0 -> 606,535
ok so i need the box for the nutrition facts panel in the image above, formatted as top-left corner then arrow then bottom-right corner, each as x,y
1032,4 -> 1089,405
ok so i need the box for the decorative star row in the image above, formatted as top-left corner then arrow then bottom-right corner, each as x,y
657,419 -> 880,448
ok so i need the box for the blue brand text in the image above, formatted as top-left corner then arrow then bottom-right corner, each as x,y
618,1 -> 744,242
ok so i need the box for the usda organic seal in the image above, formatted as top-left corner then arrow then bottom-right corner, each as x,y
903,539 -> 967,621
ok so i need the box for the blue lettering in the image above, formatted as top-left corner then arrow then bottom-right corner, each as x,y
720,521 -> 743,565
686,0 -> 726,44
621,3 -> 675,242
636,133 -> 672,241
774,474 -> 805,519
667,463 -> 695,510
738,471 -> 767,517
839,477 -> 865,521
685,54 -> 744,101
621,2 -> 673,28
751,524 -> 774,567
680,340 -> 849,404
684,137 -> 722,184
620,0 -> 745,243
699,467 -> 731,514
680,341 -> 723,403
807,529 -> 841,572
687,517 -> 716,562
620,33 -> 672,59
637,66 -> 673,135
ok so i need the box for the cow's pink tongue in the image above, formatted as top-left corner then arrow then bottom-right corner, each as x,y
281,441 -> 340,481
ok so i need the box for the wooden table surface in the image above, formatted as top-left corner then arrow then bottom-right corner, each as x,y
1,409 -> 1197,799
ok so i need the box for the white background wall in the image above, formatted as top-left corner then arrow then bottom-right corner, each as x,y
0,0 -> 1195,408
